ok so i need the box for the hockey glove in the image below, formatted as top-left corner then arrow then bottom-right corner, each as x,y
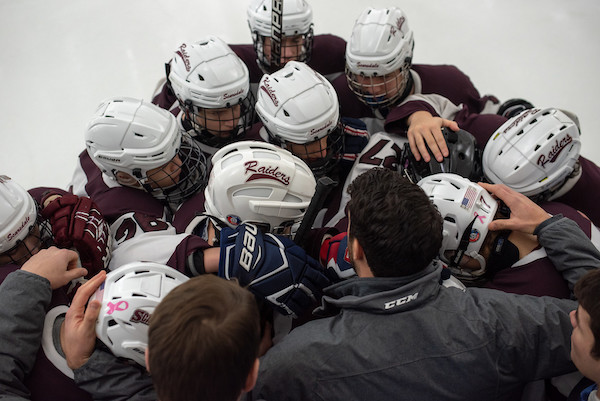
320,232 -> 357,282
41,194 -> 111,276
218,223 -> 332,318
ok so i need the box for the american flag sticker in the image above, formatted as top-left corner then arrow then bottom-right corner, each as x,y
461,186 -> 478,210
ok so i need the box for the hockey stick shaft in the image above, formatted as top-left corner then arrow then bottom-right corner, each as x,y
293,176 -> 337,245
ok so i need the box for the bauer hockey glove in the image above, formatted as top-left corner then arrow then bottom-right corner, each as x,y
41,194 -> 111,276
218,223 -> 332,318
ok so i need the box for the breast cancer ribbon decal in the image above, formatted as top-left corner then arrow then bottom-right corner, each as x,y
106,300 -> 129,315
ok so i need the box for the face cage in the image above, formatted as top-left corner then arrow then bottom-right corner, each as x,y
145,134 -> 208,205
253,29 -> 314,73
270,123 -> 344,178
345,63 -> 411,110
1,214 -> 53,266
183,92 -> 256,148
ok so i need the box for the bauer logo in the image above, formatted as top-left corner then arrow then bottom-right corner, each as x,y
130,309 -> 151,326
244,161 -> 290,185
260,78 -> 278,106
175,43 -> 192,72
537,134 -> 573,168
384,292 -> 418,310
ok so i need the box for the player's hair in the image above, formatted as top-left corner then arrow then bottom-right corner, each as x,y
574,269 -> 600,359
347,168 -> 443,277
148,274 -> 261,401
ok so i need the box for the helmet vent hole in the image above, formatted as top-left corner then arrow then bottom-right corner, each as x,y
516,130 -> 524,136
534,145 -> 541,151
131,293 -> 146,297
498,150 -> 503,156
514,165 -> 520,171
444,216 -> 456,223
134,132 -> 144,137
529,118 -> 538,125
197,74 -> 205,81
559,125 -> 567,131
283,110 -> 290,117
547,133 -> 554,140
108,319 -> 118,328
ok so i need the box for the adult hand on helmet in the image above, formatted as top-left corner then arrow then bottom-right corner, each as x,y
407,111 -> 457,162
479,183 -> 551,234
218,223 -> 332,318
41,194 -> 111,276
21,247 -> 87,290
61,270 -> 106,370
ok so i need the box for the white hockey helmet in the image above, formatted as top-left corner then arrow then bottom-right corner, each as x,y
85,97 -> 207,205
204,140 -> 316,236
345,7 -> 415,109
247,0 -> 314,73
0,175 -> 38,255
255,61 -> 343,176
482,107 -> 581,201
418,173 -> 499,282
167,36 -> 255,147
94,262 -> 189,367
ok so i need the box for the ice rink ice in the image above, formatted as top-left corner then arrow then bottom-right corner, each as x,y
1,0 -> 599,190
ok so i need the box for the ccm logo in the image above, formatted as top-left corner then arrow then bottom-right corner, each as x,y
384,292 -> 418,310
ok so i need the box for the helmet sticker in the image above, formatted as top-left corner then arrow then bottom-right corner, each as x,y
260,78 -> 279,106
107,300 -> 129,315
537,135 -> 573,168
130,309 -> 151,325
469,229 -> 480,243
175,43 -> 192,72
227,215 -> 243,226
461,186 -> 478,210
244,160 -> 291,185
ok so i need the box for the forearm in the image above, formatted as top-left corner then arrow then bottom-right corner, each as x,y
0,270 -> 52,399
535,215 -> 600,292
74,349 -> 156,401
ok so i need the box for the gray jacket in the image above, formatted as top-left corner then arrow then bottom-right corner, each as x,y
252,216 -> 599,401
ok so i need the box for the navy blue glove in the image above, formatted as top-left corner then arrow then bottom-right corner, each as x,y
218,223 -> 332,317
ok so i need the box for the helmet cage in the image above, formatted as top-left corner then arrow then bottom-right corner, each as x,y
247,0 -> 314,73
145,133 -> 208,205
252,29 -> 314,73
181,91 -> 256,147
345,62 -> 412,109
268,122 -> 344,177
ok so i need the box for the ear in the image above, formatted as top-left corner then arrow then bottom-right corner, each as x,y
242,358 -> 260,393
348,236 -> 364,262
144,348 -> 150,373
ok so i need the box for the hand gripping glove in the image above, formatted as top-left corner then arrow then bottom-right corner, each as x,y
218,223 -> 332,318
41,194 -> 111,276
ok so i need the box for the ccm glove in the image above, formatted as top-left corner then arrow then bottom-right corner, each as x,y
218,223 -> 331,318
41,194 -> 111,276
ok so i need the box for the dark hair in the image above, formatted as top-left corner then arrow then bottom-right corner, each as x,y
574,269 -> 600,358
148,275 -> 261,401
347,168 -> 443,277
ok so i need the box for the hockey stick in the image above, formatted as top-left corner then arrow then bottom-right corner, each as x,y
270,0 -> 283,69
293,176 -> 337,246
